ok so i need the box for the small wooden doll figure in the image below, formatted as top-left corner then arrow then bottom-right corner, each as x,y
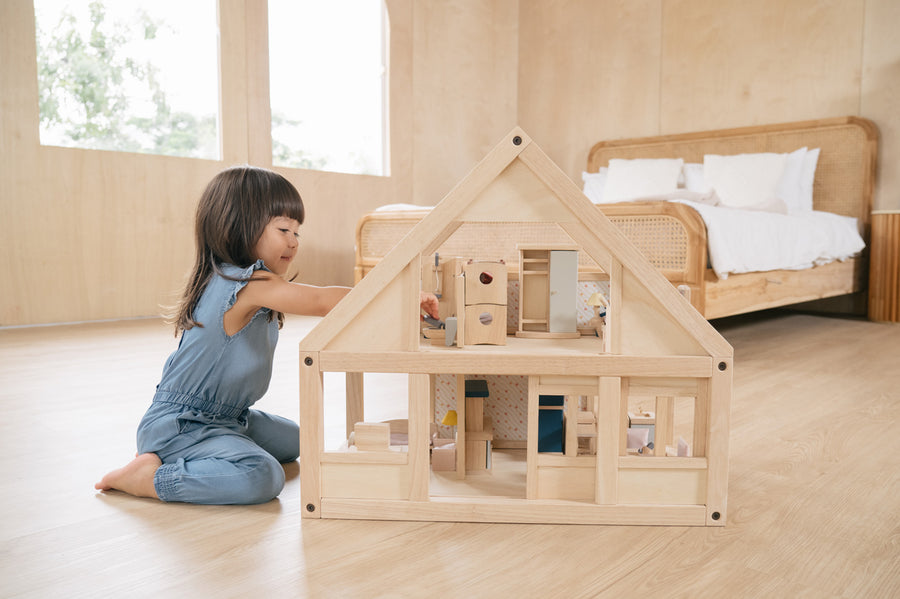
587,291 -> 608,338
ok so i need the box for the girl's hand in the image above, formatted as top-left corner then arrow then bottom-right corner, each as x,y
419,292 -> 440,320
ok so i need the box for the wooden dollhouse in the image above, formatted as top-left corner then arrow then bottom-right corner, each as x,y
298,128 -> 732,526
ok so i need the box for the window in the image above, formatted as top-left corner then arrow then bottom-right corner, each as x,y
268,1 -> 388,176
34,0 -> 220,159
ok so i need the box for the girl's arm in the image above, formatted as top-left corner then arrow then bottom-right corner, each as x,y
240,272 -> 351,317
229,273 -> 441,336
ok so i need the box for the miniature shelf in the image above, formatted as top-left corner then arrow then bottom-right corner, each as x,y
517,245 -> 579,339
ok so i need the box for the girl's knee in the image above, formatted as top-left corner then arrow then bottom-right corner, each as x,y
246,411 -> 299,463
236,454 -> 285,504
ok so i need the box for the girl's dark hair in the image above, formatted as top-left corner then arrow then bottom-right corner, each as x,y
172,165 -> 305,334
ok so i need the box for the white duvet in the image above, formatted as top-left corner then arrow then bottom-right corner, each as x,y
672,199 -> 865,279
373,200 -> 866,281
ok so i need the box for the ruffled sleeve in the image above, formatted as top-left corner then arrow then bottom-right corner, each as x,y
221,259 -> 271,313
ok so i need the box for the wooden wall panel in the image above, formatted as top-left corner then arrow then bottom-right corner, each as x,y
660,0 -> 865,133
516,0 -> 899,215
411,0 -> 519,206
3,0 -> 899,325
0,0 -> 419,325
1,0 -> 41,325
861,0 -> 900,214
517,0 -> 662,182
1,0 -> 516,324
868,212 -> 900,322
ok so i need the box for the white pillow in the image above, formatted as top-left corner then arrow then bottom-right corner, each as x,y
773,147 -> 808,214
703,152 -> 788,210
798,148 -> 820,213
682,163 -> 708,193
581,168 -> 608,204
602,158 -> 684,203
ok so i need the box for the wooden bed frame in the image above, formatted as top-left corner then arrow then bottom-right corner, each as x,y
355,117 -> 877,319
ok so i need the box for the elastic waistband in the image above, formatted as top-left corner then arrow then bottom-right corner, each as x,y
152,389 -> 247,419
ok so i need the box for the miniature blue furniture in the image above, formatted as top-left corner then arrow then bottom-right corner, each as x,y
538,394 -> 564,453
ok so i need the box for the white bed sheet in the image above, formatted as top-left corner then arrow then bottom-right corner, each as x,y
672,200 -> 865,279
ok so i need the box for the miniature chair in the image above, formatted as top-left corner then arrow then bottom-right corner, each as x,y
431,434 -> 457,471
575,401 -> 598,455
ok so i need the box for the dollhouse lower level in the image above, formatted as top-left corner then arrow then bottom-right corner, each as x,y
300,334 -> 731,526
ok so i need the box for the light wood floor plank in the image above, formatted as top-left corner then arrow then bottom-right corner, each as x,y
0,311 -> 898,597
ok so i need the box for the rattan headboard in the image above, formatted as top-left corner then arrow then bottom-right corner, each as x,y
587,117 -> 878,236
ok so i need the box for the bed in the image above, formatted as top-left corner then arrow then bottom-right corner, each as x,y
355,116 -> 877,320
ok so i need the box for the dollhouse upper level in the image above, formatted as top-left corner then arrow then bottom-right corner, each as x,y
301,127 -> 729,361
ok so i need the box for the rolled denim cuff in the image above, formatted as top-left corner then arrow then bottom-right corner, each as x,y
154,463 -> 180,502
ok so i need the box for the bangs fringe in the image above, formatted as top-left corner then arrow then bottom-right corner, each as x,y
269,178 -> 305,225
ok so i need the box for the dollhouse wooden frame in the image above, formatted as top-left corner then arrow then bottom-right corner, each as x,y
299,128 -> 732,526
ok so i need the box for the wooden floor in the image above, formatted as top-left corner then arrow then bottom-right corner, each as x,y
1,310 -> 898,597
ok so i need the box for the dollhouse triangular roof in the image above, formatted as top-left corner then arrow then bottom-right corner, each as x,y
301,127 -> 732,359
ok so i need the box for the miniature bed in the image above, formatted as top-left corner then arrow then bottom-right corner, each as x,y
301,128 -> 733,527
354,117 -> 877,319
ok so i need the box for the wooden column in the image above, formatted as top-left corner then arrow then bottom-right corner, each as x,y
869,211 -> 900,322
692,378 -> 710,458
455,374 -> 466,478
595,377 -> 620,504
345,372 -> 364,438
654,395 -> 675,454
526,376 -> 539,499
408,374 -> 430,501
218,0 -> 250,165
705,358 -> 732,525
299,351 -> 324,518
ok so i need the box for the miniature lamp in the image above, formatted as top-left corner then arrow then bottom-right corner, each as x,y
441,409 -> 458,440
441,410 -> 458,426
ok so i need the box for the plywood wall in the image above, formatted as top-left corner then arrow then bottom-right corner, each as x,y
411,0 -> 519,204
518,0 -> 664,176
659,0 -> 865,131
0,0 -> 518,325
1,0 -> 897,326
861,0 -> 900,216
518,0 -> 899,214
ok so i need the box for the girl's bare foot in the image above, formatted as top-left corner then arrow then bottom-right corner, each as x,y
95,453 -> 162,499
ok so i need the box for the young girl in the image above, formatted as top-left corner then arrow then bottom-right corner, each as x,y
96,165 -> 439,505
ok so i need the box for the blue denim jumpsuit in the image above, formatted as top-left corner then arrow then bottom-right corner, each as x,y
136,260 -> 299,504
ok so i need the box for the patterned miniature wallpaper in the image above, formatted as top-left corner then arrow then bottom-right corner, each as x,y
435,280 -> 610,441
434,374 -> 527,441
505,280 -> 608,329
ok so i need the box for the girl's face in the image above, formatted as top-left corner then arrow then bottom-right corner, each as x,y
253,216 -> 301,275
